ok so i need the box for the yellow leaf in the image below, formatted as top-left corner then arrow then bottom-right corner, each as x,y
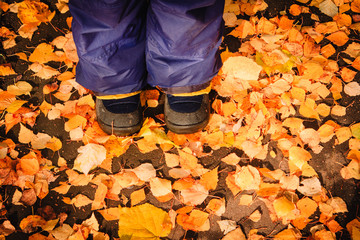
290,87 -> 305,102
118,203 -> 172,239
314,229 -> 336,240
0,2 -> 9,12
273,197 -> 296,218
229,20 -> 255,38
321,44 -> 336,58
289,146 -> 312,173
340,160 -> 360,180
221,153 -> 241,165
222,228 -> 246,240
299,98 -> 320,120
316,103 -> 330,117
18,123 -> 34,144
336,127 -> 352,144
6,100 -> 27,114
45,136 -> 62,152
7,81 -> 32,96
73,143 -> 107,175
346,219 -> 360,240
15,52 -> 28,61
333,14 -> 352,27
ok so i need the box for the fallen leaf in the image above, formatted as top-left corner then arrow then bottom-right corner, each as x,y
177,209 -> 210,231
131,163 -> 156,182
273,196 -> 296,219
217,220 -> 237,235
297,197 -> 318,218
206,198 -> 225,216
249,210 -> 262,222
344,82 -> 360,96
274,228 -> 302,239
319,0 -> 338,17
130,188 -> 146,206
234,165 -> 261,190
7,81 -> 32,96
149,177 -> 173,201
19,215 -> 46,233
222,227 -> 246,240
118,203 -> 172,239
19,152 -> 39,175
73,143 -> 107,175
297,177 -> 322,196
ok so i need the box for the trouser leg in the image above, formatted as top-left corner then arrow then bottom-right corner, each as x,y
69,0 -> 147,96
146,0 -> 225,94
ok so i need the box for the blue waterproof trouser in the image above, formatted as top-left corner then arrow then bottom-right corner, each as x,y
69,0 -> 224,96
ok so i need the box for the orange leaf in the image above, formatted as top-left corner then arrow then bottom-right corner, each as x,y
326,31 -> 349,46
352,56 -> 360,71
297,197 -> 318,218
279,16 -> 294,30
327,220 -> 343,233
29,43 -> 59,64
19,152 -> 39,175
19,215 -> 46,233
229,20 -> 255,38
98,208 -> 120,221
321,44 -> 336,58
0,65 -> 16,76
5,113 -> 21,133
289,4 -> 302,16
199,167 -> 218,191
177,209 -> 209,231
205,198 -> 225,216
333,14 -> 352,27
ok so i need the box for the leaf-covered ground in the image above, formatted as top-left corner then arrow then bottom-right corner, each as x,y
1,0 -> 360,239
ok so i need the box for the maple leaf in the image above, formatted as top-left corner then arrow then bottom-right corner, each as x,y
118,203 -> 172,239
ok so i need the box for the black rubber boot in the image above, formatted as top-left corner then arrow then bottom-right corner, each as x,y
164,94 -> 210,134
96,94 -> 143,136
